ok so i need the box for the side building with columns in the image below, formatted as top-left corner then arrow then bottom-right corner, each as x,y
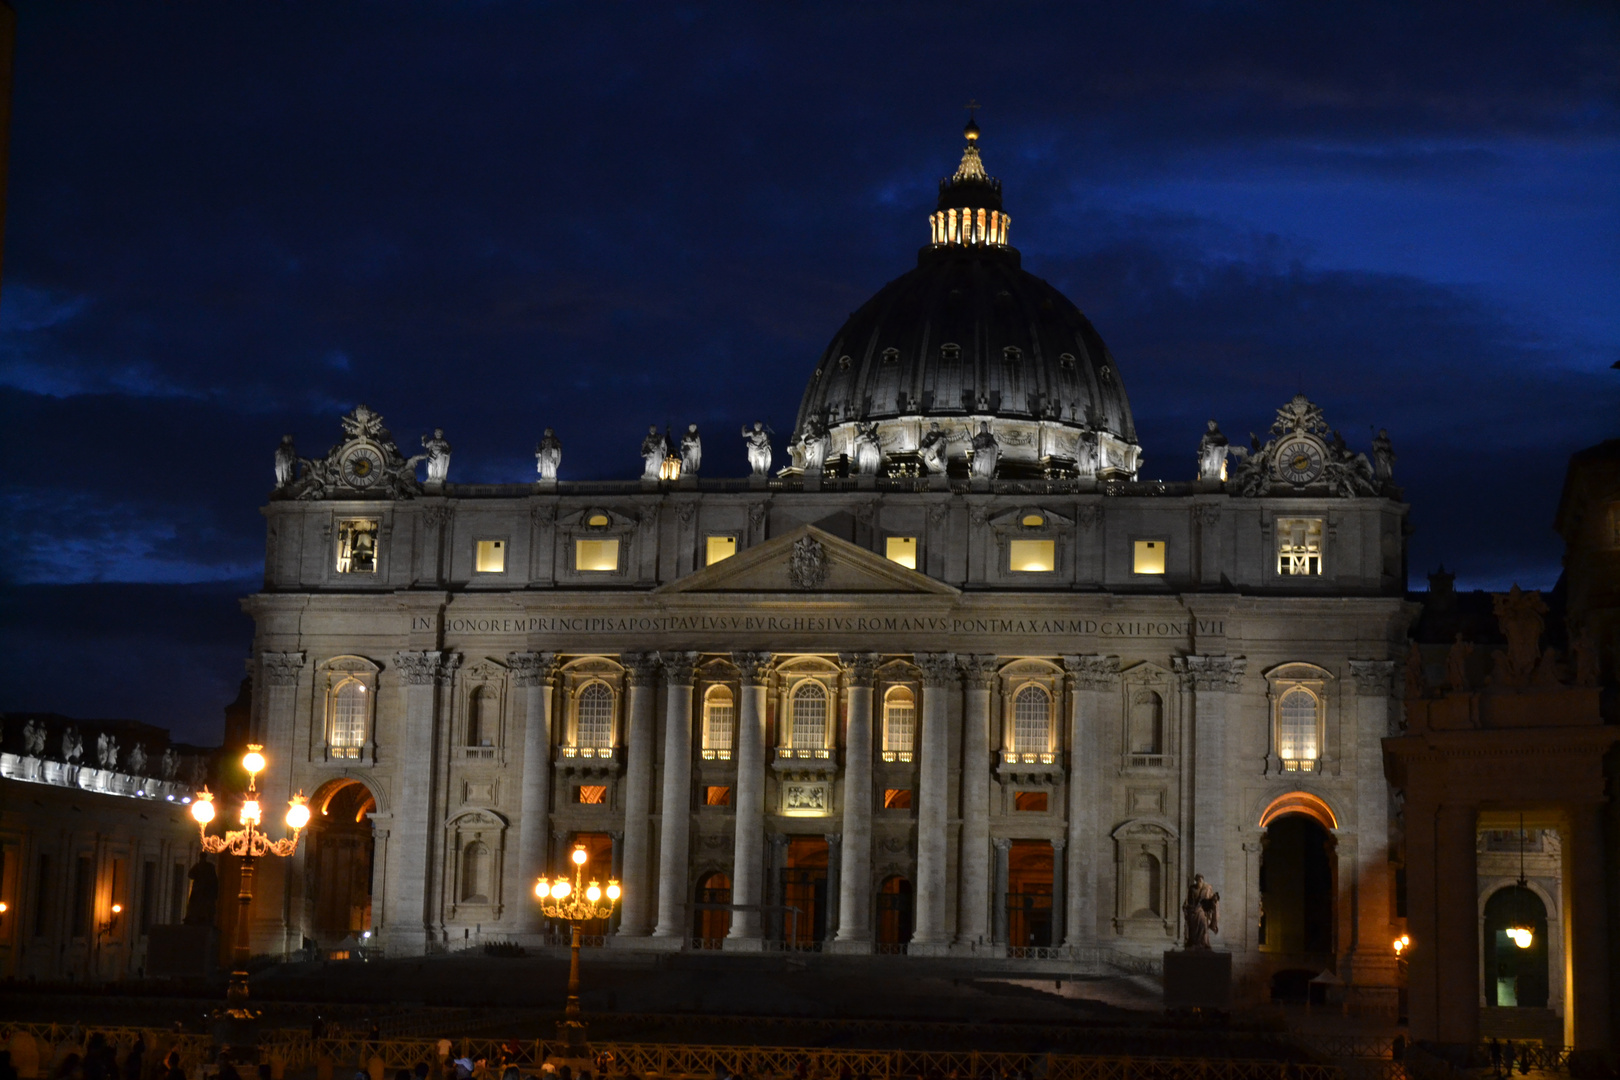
240,121 -> 1411,1008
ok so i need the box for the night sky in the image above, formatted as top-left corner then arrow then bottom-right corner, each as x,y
2,3 -> 1616,743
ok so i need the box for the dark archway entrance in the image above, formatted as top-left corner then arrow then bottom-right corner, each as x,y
1484,885 -> 1549,1008
780,837 -> 828,946
876,875 -> 913,948
694,871 -> 732,946
1260,813 -> 1336,957
1006,840 -> 1054,948
307,780 -> 375,944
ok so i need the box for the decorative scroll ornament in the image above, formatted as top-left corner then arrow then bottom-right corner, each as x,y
1225,394 -> 1380,498
789,535 -> 829,590
281,404 -> 428,501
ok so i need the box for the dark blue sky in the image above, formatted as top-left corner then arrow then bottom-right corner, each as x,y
2,2 -> 1616,742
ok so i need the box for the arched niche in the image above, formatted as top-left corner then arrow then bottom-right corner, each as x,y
444,808 -> 510,923
1110,817 -> 1178,939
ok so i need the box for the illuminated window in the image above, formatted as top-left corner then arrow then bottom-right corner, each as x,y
576,538 -> 620,572
1133,540 -> 1166,575
335,519 -> 379,574
1021,514 -> 1045,527
1014,791 -> 1049,812
1276,518 -> 1324,576
1009,539 -> 1055,572
706,536 -> 737,565
702,686 -> 734,760
1012,685 -> 1050,754
705,786 -> 732,806
1276,687 -> 1320,770
790,681 -> 828,750
886,537 -> 918,569
329,679 -> 367,759
475,539 -> 506,573
882,686 -> 915,762
883,788 -> 913,809
576,785 -> 607,805
575,682 -> 614,750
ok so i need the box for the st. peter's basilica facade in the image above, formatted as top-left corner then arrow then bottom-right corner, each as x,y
244,121 -> 1407,1007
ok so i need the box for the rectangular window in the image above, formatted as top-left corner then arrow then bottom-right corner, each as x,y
335,518 -> 380,574
1133,539 -> 1165,575
72,856 -> 93,938
576,785 -> 607,805
706,536 -> 737,565
705,786 -> 732,806
576,538 -> 620,572
885,537 -> 918,569
883,788 -> 913,809
1014,791 -> 1049,812
1008,539 -> 1055,573
475,539 -> 507,573
1276,518 -> 1324,576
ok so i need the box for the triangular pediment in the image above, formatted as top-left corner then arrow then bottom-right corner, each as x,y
657,525 -> 959,596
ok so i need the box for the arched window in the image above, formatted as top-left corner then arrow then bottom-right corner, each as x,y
1276,688 -> 1319,770
460,841 -> 490,904
703,686 -> 734,760
1129,690 -> 1163,756
1012,685 -> 1050,756
330,679 -> 368,759
467,686 -> 496,754
790,681 -> 827,752
882,686 -> 915,762
575,682 -> 614,751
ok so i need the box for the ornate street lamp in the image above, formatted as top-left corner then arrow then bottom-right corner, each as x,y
1506,813 -> 1534,950
190,744 -> 310,1010
535,845 -> 620,1051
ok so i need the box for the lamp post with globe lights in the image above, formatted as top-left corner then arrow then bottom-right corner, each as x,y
189,743 -> 310,1011
535,845 -> 620,1051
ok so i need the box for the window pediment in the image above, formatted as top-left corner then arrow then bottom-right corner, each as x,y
1264,661 -> 1334,683
987,506 -> 1073,530
321,654 -> 380,676
559,507 -> 635,532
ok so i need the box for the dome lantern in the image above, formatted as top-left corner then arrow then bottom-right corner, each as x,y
930,120 -> 1008,247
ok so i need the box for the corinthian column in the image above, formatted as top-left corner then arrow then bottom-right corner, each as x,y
726,652 -> 771,948
652,652 -> 699,940
832,653 -> 877,950
386,649 -> 460,955
956,654 -> 997,947
1062,654 -> 1117,946
1173,654 -> 1246,898
912,652 -> 957,949
509,651 -> 559,936
615,652 -> 659,938
259,651 -> 305,955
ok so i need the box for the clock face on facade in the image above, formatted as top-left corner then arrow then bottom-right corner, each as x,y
340,444 -> 385,488
1274,435 -> 1325,486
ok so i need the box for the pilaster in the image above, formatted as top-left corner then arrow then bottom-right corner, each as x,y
652,652 -> 699,942
1063,654 -> 1117,945
614,652 -> 659,939
726,652 -> 772,949
384,649 -> 459,955
912,652 -> 956,949
1173,654 -> 1246,898
956,654 -> 996,947
831,653 -> 876,951
509,651 -> 559,935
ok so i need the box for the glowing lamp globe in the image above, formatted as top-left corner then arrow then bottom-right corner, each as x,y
586,885 -> 601,902
191,794 -> 216,826
1508,926 -> 1533,949
571,847 -> 588,866
242,747 -> 267,776
551,880 -> 571,900
606,882 -> 621,901
111,903 -> 123,915
286,799 -> 311,831
535,877 -> 550,899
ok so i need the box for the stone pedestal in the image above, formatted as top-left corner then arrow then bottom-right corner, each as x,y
1163,949 -> 1232,1011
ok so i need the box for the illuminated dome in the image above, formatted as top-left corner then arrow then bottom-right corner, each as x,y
790,121 -> 1141,481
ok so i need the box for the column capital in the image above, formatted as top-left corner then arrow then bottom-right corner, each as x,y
622,652 -> 661,686
1173,653 -> 1246,692
916,652 -> 959,687
992,836 -> 1012,852
958,654 -> 999,689
261,651 -> 307,687
393,650 -> 461,686
1348,659 -> 1397,697
838,653 -> 880,686
1062,654 -> 1119,691
507,651 -> 560,687
1050,838 -> 1066,854
659,651 -> 701,685
824,833 -> 842,846
732,651 -> 773,685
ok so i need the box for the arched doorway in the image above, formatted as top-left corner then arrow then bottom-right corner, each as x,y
1484,886 -> 1549,1007
876,875 -> 913,947
1259,809 -> 1336,957
307,779 -> 376,944
693,871 -> 732,946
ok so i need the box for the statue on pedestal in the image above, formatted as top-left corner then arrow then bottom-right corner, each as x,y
742,422 -> 773,477
160,747 -> 180,781
22,718 -> 45,758
126,743 -> 148,777
1491,585 -> 1548,686
969,422 -> 999,479
535,428 -> 562,481
274,435 -> 298,489
1372,429 -> 1396,483
184,856 -> 218,926
641,426 -> 667,480
62,725 -> 83,763
1197,420 -> 1229,482
96,732 -> 119,770
918,422 -> 949,475
1182,873 -> 1220,948
852,421 -> 883,476
421,429 -> 452,485
1445,634 -> 1473,692
680,424 -> 702,475
798,416 -> 830,473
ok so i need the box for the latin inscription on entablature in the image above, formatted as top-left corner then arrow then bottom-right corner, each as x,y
416,614 -> 1224,638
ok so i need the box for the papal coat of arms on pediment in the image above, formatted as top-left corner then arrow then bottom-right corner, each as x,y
789,535 -> 829,590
